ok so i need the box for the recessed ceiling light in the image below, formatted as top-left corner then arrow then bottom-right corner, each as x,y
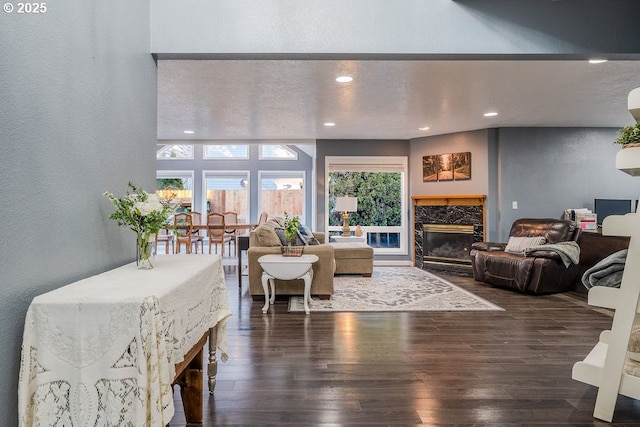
419,126 -> 430,131
483,112 -> 498,117
324,122 -> 336,127
336,76 -> 353,83
183,130 -> 195,134
588,59 -> 608,64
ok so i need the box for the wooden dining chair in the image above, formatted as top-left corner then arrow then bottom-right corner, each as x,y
207,212 -> 232,256
190,211 -> 202,227
174,213 -> 204,254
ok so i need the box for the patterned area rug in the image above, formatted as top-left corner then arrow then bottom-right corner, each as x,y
288,267 -> 503,313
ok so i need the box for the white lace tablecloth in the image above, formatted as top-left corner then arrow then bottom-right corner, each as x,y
18,255 -> 231,427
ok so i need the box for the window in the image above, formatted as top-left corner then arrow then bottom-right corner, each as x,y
156,171 -> 194,213
258,171 -> 305,219
203,144 -> 249,159
157,144 -> 194,159
203,171 -> 250,223
326,156 -> 408,254
259,145 -> 298,160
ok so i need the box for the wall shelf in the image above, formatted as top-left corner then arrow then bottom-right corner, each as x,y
616,87 -> 640,176
572,212 -> 640,422
615,147 -> 640,177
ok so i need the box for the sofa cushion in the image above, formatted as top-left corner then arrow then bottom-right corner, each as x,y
330,242 -> 374,259
505,236 -> 546,254
253,217 -> 285,247
509,218 -> 576,244
298,224 -> 320,245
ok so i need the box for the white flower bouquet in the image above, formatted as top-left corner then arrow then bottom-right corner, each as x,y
104,182 -> 175,268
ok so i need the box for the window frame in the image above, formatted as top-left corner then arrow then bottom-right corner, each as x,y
156,144 -> 195,160
258,170 -> 306,220
156,170 -> 195,212
325,156 -> 408,255
202,144 -> 249,160
258,144 -> 298,160
202,170 -> 251,223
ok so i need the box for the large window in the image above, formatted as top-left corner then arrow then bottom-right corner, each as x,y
259,171 -> 305,219
326,156 -> 408,254
203,171 -> 250,223
156,171 -> 194,213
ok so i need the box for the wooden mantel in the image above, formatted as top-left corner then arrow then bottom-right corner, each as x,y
411,194 -> 487,207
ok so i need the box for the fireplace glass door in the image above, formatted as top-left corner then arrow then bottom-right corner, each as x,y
423,224 -> 474,266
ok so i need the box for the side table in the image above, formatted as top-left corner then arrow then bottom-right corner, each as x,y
258,254 -> 319,314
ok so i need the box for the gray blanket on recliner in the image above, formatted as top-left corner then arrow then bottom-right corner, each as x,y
581,249 -> 628,290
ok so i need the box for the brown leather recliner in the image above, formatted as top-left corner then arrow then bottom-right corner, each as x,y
470,218 -> 581,295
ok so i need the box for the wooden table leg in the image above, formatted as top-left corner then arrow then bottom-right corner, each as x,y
179,348 -> 203,423
173,332 -> 209,424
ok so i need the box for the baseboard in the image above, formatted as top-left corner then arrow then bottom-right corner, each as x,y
373,260 -> 413,267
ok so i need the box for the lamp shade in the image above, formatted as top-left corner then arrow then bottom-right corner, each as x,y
335,196 -> 358,212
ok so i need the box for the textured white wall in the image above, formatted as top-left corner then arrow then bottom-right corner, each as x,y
151,0 -> 640,56
0,0 -> 156,422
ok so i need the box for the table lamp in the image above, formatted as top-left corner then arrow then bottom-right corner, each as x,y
335,196 -> 358,237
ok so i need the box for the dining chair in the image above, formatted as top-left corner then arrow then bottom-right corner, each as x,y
257,211 -> 269,226
190,211 -> 202,227
223,211 -> 239,255
188,212 -> 205,251
174,213 -> 204,254
154,227 -> 175,255
207,212 -> 232,256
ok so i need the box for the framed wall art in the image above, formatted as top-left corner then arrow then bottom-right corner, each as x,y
423,151 -> 471,182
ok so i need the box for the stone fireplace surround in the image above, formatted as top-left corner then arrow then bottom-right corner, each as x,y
412,195 -> 487,271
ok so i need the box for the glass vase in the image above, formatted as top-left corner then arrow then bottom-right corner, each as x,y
136,232 -> 154,269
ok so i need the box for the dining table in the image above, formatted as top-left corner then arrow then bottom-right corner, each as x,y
18,255 -> 231,426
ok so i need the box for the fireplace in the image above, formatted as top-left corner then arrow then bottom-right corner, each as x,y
412,194 -> 486,275
423,224 -> 474,272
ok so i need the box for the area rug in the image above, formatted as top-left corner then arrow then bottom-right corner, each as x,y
288,267 -> 504,313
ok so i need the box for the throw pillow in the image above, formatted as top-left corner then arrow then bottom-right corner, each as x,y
504,236 -> 546,254
275,227 -> 306,246
254,218 -> 285,247
298,224 -> 320,245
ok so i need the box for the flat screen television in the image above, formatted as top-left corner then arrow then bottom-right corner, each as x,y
594,198 -> 637,226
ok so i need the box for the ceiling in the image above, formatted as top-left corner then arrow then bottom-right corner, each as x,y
157,59 -> 640,142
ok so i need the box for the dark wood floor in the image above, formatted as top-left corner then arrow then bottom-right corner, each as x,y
169,262 -> 640,426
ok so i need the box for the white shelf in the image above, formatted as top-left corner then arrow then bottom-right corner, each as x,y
571,212 -> 640,422
616,147 -> 640,177
572,337 -> 640,401
616,87 -> 640,176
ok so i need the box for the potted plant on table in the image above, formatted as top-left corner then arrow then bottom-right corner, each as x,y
282,212 -> 303,257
